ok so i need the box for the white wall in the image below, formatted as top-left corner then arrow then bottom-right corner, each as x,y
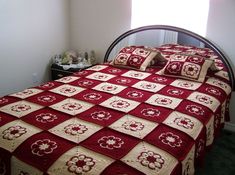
70,0 -> 131,63
0,0 -> 70,96
206,0 -> 235,124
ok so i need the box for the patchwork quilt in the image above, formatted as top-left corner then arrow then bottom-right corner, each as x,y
0,49 -> 232,174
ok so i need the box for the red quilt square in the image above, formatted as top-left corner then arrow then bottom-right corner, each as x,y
144,124 -> 194,161
73,89 -> 112,105
36,81 -> 62,90
69,78 -> 100,89
100,66 -> 128,75
197,84 -> 226,103
129,103 -> 171,123
158,85 -> 192,99
0,148 -> 11,175
108,76 -> 139,86
176,100 -> 213,125
194,126 -> 206,166
101,161 -> 144,175
78,106 -> 124,126
0,96 -> 20,107
144,74 -> 175,85
81,128 -> 140,159
117,87 -> 152,102
0,112 -> 16,127
21,108 -> 71,130
26,92 -> 65,106
13,131 -> 75,172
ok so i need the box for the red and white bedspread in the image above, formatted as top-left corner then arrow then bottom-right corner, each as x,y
0,54 -> 232,174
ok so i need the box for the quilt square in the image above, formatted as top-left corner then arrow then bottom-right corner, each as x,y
206,77 -> 231,95
108,76 -> 139,86
0,100 -> 43,118
50,98 -> 94,116
100,96 -> 140,113
132,80 -> 165,93
72,69 -> 93,77
144,124 -> 195,161
49,118 -> 102,144
78,106 -> 124,127
81,128 -> 140,159
73,89 -> 112,105
55,76 -> 80,83
0,112 -> 16,127
117,87 -> 152,102
170,79 -> 202,90
121,142 -> 178,175
0,120 -> 41,152
86,72 -> 116,81
163,111 -> 204,139
101,66 -> 127,75
21,108 -> 71,130
47,146 -> 114,175
86,64 -> 108,71
187,92 -> 220,112
92,82 -> 127,94
146,94 -> 182,109
9,88 -> 43,99
144,74 -> 174,85
13,131 -> 75,172
121,70 -> 151,80
37,81 -> 62,90
158,86 -> 192,99
0,96 -> 19,107
26,91 -> 65,106
69,78 -> 100,89
109,115 -> 157,139
129,103 -> 172,123
49,84 -> 85,97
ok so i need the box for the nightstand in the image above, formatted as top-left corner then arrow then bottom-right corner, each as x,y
51,63 -> 92,80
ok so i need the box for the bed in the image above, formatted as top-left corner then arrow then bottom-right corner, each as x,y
0,25 -> 234,175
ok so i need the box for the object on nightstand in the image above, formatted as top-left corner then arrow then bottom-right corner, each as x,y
89,50 -> 97,65
61,50 -> 78,65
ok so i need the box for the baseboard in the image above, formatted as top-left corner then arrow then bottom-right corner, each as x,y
224,122 -> 235,132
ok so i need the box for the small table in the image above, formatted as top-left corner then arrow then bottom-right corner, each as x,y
51,63 -> 92,80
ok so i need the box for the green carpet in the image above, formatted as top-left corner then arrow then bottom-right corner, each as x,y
195,129 -> 235,175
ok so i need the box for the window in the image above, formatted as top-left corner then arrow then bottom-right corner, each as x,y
131,0 -> 209,36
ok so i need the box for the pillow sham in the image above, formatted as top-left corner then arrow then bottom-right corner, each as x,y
110,46 -> 162,71
158,54 -> 216,82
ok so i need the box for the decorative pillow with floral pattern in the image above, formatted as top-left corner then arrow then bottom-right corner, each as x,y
158,54 -> 216,82
110,46 -> 162,71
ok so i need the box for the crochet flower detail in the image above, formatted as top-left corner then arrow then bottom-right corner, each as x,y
31,139 -> 57,156
98,135 -> 124,150
66,154 -> 95,174
110,100 -> 130,109
141,108 -> 160,117
174,117 -> 194,129
186,105 -> 204,116
83,93 -> 102,100
159,132 -> 182,147
36,113 -> 58,123
2,126 -> 27,140
11,104 -> 31,112
122,120 -> 144,131
62,103 -> 82,111
91,111 -> 111,121
138,151 -> 165,170
64,124 -> 88,136
37,95 -> 56,103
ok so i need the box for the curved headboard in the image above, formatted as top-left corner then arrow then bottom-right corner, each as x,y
104,25 -> 235,91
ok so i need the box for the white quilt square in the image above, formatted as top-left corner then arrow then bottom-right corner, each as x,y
187,92 -> 220,112
50,98 -> 94,115
9,88 -> 43,99
47,146 -> 114,175
121,142 -> 178,175
122,70 -> 151,80
146,94 -> 182,109
0,100 -> 43,118
109,115 -> 157,139
86,72 -> 116,81
55,76 -> 80,83
92,82 -> 126,94
0,120 -> 41,152
49,118 -> 102,143
50,84 -> 85,97
132,80 -> 165,93
163,111 -> 203,139
100,96 -> 140,113
170,79 -> 202,90
86,65 -> 108,71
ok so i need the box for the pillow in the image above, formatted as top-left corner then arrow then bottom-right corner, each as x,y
110,46 -> 160,71
158,54 -> 216,82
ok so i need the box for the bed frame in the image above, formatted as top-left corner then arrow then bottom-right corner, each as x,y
104,25 -> 235,91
